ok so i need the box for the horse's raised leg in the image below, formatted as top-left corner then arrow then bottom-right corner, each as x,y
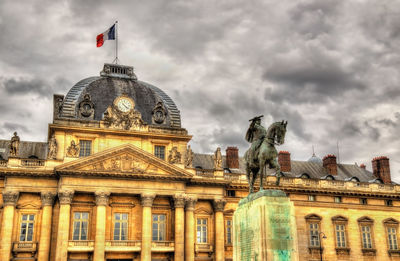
270,158 -> 281,186
259,161 -> 265,191
246,164 -> 253,194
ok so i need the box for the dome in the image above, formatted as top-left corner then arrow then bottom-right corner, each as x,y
59,63 -> 181,128
308,153 -> 322,164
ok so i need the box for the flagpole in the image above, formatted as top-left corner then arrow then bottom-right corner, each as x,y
115,20 -> 118,64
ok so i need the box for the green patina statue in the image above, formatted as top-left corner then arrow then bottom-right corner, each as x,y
244,116 -> 287,193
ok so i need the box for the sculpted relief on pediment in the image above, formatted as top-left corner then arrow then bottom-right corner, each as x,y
81,154 -> 164,174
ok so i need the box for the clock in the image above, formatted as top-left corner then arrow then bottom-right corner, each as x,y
116,97 -> 133,113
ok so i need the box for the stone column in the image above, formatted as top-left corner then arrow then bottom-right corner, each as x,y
141,193 -> 155,261
173,194 -> 185,261
93,191 -> 110,261
55,189 -> 74,261
38,191 -> 56,261
0,190 -> 19,261
185,196 -> 197,261
213,198 -> 227,261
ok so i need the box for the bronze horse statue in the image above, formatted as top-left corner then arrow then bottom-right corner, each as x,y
244,120 -> 287,193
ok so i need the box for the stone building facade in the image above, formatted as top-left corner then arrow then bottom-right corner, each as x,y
0,63 -> 399,261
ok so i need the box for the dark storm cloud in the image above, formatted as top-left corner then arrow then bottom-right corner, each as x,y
3,78 -> 51,96
2,123 -> 28,133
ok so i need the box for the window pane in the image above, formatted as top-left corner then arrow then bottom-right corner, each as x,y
22,215 -> 28,221
73,222 -> 80,240
29,215 -> 34,221
20,223 -> 27,241
27,223 -> 34,241
81,221 -> 88,240
82,213 -> 88,219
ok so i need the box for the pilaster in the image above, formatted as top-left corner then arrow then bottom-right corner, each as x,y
0,190 -> 19,261
213,198 -> 226,261
174,194 -> 186,261
38,192 -> 56,261
55,189 -> 74,261
141,193 -> 155,261
94,191 -> 110,261
185,196 -> 197,261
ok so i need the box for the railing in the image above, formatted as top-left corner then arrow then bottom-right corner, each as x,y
224,173 -> 240,181
195,243 -> 213,253
13,242 -> 37,252
21,159 -> 45,167
105,240 -> 141,247
68,240 -> 95,252
152,241 -> 174,247
0,160 -> 7,167
196,170 -> 215,177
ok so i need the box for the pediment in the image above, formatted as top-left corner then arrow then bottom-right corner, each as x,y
56,144 -> 193,179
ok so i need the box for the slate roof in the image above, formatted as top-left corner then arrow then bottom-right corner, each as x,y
59,68 -> 182,128
0,140 -> 47,160
193,153 -> 380,183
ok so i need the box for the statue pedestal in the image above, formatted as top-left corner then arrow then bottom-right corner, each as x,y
233,190 -> 299,261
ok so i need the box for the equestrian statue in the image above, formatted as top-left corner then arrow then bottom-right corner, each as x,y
244,116 -> 287,193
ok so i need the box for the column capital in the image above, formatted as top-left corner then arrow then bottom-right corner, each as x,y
41,191 -> 56,206
213,198 -> 227,212
173,193 -> 186,208
185,196 -> 197,211
95,191 -> 110,206
58,189 -> 74,205
2,190 -> 19,206
140,193 -> 156,207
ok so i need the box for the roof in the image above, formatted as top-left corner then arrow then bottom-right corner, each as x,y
193,153 -> 381,183
58,64 -> 182,129
0,140 -> 47,160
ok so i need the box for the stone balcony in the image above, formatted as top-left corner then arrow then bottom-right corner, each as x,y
195,243 -> 213,254
105,240 -> 141,252
67,240 -> 94,252
13,242 -> 37,257
151,241 -> 174,252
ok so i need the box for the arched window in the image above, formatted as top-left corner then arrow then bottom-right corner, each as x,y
300,173 -> 310,179
28,155 -> 38,159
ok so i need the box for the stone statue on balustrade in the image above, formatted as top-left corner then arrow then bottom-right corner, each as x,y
48,134 -> 58,159
213,147 -> 223,170
9,132 -> 20,157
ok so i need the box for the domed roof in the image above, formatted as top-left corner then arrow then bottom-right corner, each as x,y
59,63 -> 181,128
308,153 -> 322,164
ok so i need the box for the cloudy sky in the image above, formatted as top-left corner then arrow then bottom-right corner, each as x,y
1,0 -> 400,180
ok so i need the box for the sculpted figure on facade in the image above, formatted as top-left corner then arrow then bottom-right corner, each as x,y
168,146 -> 181,164
244,116 -> 287,191
54,97 -> 63,119
184,145 -> 193,167
103,103 -> 145,131
47,134 -> 58,159
9,132 -> 20,157
78,94 -> 95,119
213,147 -> 223,170
66,140 -> 80,158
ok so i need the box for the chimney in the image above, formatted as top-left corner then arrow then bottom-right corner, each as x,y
278,151 -> 291,172
323,154 -> 337,175
226,147 -> 239,169
372,156 -> 391,184
360,163 -> 366,170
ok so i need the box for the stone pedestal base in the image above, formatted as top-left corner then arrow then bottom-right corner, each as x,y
233,190 -> 299,261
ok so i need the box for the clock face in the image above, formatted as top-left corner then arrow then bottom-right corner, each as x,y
117,98 -> 133,112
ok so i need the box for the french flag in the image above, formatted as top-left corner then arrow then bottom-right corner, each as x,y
96,24 -> 116,47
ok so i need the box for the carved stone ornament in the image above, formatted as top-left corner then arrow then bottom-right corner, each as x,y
168,147 -> 181,164
66,140 -> 80,158
213,198 -> 227,212
184,145 -> 193,167
9,132 -> 20,157
141,193 -> 156,207
95,191 -> 110,206
185,196 -> 197,211
41,192 -> 56,206
173,194 -> 186,208
58,190 -> 74,205
47,134 -> 58,160
2,190 -> 19,206
213,147 -> 223,170
78,94 -> 95,119
152,101 -> 167,124
103,96 -> 146,131
90,154 -> 157,173
54,97 -> 63,119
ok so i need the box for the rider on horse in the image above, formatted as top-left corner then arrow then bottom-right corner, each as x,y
245,115 -> 267,168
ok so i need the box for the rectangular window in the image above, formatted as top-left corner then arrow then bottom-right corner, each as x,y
154,145 -> 165,160
334,196 -> 342,203
309,223 -> 320,247
79,140 -> 92,157
360,198 -> 368,205
114,213 -> 128,240
388,227 -> 398,250
152,214 -> 166,241
197,218 -> 208,243
72,212 -> 89,240
308,195 -> 316,202
335,224 -> 347,247
19,214 -> 35,242
227,190 -> 236,197
226,219 -> 233,244
386,200 -> 393,206
361,225 -> 373,249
